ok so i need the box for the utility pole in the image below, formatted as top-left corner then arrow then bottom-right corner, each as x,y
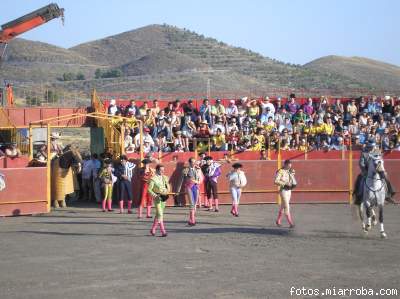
207,78 -> 211,99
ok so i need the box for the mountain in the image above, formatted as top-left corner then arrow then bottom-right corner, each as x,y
304,55 -> 400,92
0,24 -> 398,105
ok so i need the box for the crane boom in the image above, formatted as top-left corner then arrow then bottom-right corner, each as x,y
0,3 -> 64,43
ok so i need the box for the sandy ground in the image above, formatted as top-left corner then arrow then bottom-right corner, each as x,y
1,203 -> 400,299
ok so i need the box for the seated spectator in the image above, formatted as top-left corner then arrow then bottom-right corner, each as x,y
5,142 -> 21,158
212,99 -> 226,121
260,149 -> 268,160
226,100 -> 239,120
124,133 -> 135,153
293,108 -> 308,123
227,127 -> 239,151
172,131 -> 185,151
260,106 -> 274,124
212,128 -> 227,151
35,144 -> 47,162
197,120 -> 211,138
155,132 -> 171,153
199,99 -> 212,125
298,138 -> 308,151
134,127 -> 155,149
330,136 -> 347,151
183,100 -> 199,122
211,117 -> 226,135
226,117 -> 239,134
264,116 -> 276,133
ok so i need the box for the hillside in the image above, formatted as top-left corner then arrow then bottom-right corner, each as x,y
70,24 -> 367,92
304,55 -> 400,91
1,24 -> 399,104
1,38 -> 104,83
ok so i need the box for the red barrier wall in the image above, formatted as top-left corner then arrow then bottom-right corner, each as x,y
0,167 -> 47,216
129,156 -> 400,206
3,107 -> 88,127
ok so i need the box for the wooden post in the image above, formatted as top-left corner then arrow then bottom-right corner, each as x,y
46,123 -> 51,212
348,135 -> 353,204
277,139 -> 282,205
28,125 -> 33,160
139,121 -> 144,163
194,138 -> 198,160
120,124 -> 125,156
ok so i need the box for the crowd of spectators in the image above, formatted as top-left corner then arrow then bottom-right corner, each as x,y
106,94 -> 400,154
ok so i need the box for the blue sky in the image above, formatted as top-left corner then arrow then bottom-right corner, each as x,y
1,0 -> 399,66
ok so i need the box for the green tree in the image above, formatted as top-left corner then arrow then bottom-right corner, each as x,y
62,72 -> 75,81
95,69 -> 102,79
45,90 -> 59,104
76,72 -> 85,80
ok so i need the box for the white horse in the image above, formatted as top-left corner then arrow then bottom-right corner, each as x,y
359,154 -> 388,238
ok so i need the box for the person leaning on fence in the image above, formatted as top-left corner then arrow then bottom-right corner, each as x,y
226,163 -> 247,217
148,164 -> 171,237
274,159 -> 297,228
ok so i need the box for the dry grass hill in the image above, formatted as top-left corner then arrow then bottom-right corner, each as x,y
0,24 -> 399,105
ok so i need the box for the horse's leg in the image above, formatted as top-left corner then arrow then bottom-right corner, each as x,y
359,204 -> 366,231
365,201 -> 372,231
371,208 -> 377,226
378,204 -> 387,239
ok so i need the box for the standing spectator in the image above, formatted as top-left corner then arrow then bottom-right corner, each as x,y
285,95 -> 299,116
124,100 -> 139,117
347,99 -> 358,119
260,97 -> 276,115
151,99 -> 160,117
303,98 -> 315,117
107,99 -> 119,115
382,96 -> 394,120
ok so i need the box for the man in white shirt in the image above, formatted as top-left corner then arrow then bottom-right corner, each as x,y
261,97 -> 276,115
134,127 -> 155,149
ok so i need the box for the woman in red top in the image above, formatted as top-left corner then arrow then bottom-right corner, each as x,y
138,159 -> 155,218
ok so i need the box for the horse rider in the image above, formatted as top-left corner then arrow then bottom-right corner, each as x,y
354,140 -> 395,204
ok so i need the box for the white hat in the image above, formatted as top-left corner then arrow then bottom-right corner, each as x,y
241,96 -> 248,102
384,95 -> 391,100
51,132 -> 61,139
110,99 -> 116,105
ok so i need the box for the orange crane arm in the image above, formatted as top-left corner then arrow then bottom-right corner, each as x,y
0,3 -> 64,43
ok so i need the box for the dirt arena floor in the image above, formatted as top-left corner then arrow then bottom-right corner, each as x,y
1,203 -> 400,299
